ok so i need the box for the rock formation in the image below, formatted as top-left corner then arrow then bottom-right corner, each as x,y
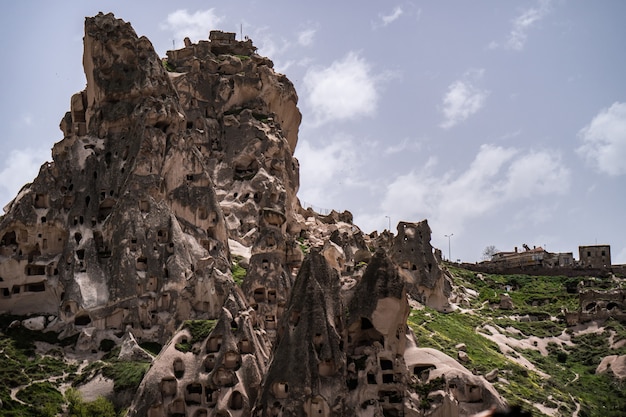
0,12 -> 508,417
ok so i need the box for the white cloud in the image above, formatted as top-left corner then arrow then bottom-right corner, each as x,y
577,102 -> 626,176
440,70 -> 488,129
0,148 -> 50,208
380,6 -> 403,26
303,52 -> 379,126
297,28 -> 316,46
491,0 -> 552,50
364,144 -> 569,236
253,27 -> 290,64
295,135 -> 363,206
161,9 -> 224,42
383,137 -> 423,155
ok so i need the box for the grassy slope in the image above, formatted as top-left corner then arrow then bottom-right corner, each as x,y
408,265 -> 626,417
0,315 -> 151,416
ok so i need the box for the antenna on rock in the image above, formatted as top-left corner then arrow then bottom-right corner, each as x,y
240,23 -> 243,41
172,40 -> 175,49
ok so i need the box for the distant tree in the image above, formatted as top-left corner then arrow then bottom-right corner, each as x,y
482,245 -> 499,261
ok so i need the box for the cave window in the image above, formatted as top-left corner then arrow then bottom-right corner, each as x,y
239,339 -> 253,354
74,315 -> 91,326
26,265 -> 46,276
157,230 -> 168,243
185,383 -> 202,406
382,374 -> 395,384
204,354 -> 216,372
34,193 -> 48,208
585,302 -> 597,312
273,382 -> 289,399
265,315 -> 276,330
318,360 -> 336,377
26,282 -> 46,292
262,259 -> 269,270
169,398 -> 185,416
40,216 -> 47,224
12,286 -> 20,294
207,336 -> 222,353
229,390 -> 243,410
173,358 -> 185,379
1,231 -> 17,245
224,352 -> 241,370
74,233 -> 82,244
254,288 -> 266,303
136,256 -> 148,271
380,359 -> 393,370
186,174 -> 194,181
206,387 -> 217,407
360,317 -> 374,330
367,373 -> 376,384
1,288 -> 9,298
139,200 -> 150,212
85,195 -> 90,207
267,289 -> 277,304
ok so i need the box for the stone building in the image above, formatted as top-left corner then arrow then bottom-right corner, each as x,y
579,245 -> 611,268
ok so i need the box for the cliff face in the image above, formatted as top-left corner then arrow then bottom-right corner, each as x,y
0,13 -> 505,417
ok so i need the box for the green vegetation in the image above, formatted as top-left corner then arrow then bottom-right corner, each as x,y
411,376 -> 446,410
175,319 -> 217,353
0,314 -> 149,416
101,360 -> 151,392
231,255 -> 247,286
66,388 -> 116,417
161,59 -> 176,72
297,236 -> 310,255
411,265 -> 626,416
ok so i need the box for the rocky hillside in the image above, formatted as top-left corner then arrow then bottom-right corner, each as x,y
0,12 -> 624,417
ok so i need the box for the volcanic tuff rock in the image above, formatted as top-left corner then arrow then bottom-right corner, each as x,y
0,12 -> 506,417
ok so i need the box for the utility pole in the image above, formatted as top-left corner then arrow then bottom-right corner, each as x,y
444,233 -> 454,261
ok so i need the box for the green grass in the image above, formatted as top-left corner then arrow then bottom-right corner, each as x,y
101,361 -> 151,392
231,256 -> 247,286
436,266 -> 626,416
176,319 -> 217,352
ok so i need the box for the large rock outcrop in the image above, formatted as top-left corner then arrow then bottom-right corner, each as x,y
0,12 -> 507,417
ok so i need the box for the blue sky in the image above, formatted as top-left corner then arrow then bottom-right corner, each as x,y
1,1 -> 625,263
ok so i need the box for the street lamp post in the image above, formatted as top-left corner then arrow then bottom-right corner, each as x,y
444,233 -> 453,261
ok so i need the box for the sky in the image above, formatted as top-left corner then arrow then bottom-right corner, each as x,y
1,1 -> 625,264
